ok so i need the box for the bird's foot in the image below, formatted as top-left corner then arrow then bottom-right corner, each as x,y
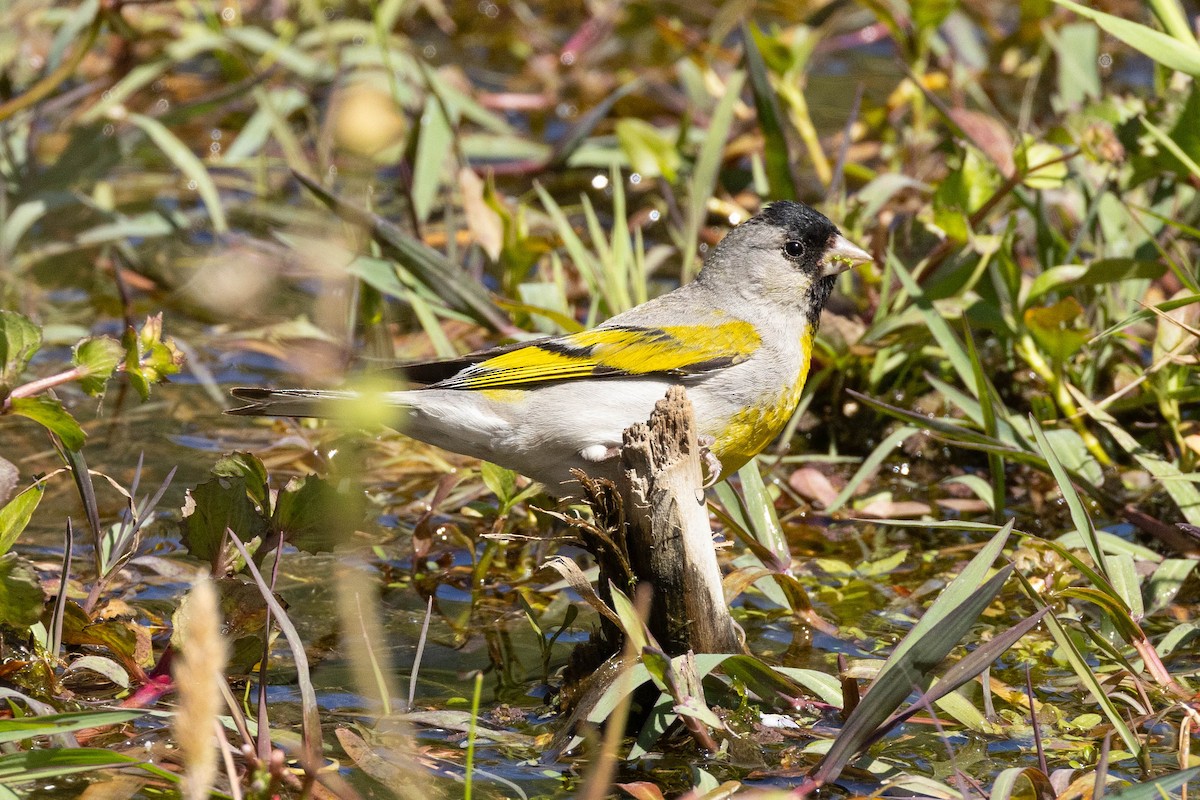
697,435 -> 722,489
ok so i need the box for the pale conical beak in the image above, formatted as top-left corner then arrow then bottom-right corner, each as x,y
821,234 -> 873,278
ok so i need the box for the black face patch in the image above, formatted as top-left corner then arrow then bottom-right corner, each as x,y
757,201 -> 839,270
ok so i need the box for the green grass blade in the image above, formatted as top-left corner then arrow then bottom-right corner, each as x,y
0,709 -> 143,744
126,112 -> 227,234
1054,0 -> 1200,76
1028,418 -> 1112,581
889,252 -> 975,389
681,71 -> 745,280
1015,570 -> 1142,755
810,523 -> 1014,786
294,171 -> 511,333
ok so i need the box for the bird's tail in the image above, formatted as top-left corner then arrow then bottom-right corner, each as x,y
228,387 -> 362,418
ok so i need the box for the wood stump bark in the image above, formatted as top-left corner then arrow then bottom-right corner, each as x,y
580,385 -> 741,658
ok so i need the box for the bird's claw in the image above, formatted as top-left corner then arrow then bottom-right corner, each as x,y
697,434 -> 722,489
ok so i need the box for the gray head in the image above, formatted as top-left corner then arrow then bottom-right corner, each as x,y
697,201 -> 871,318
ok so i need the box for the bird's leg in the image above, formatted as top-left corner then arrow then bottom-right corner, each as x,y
696,434 -> 722,488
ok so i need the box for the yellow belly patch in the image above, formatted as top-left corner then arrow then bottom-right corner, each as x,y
710,325 -> 816,478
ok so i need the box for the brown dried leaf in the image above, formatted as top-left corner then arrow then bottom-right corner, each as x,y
787,467 -> 839,508
948,108 -> 1015,178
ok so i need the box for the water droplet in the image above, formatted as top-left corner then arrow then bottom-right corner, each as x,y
560,51 -> 576,66
648,209 -> 661,222
220,6 -> 235,21
187,180 -> 197,190
102,124 -> 114,136
629,173 -> 642,185
423,44 -> 436,58
211,129 -> 222,140
1098,53 -> 1113,69
591,174 -> 609,190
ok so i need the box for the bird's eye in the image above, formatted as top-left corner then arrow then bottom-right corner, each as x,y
783,240 -> 805,259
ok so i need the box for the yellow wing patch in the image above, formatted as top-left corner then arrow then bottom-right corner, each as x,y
436,322 -> 761,390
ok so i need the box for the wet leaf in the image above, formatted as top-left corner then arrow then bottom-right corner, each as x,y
0,553 -> 44,628
72,336 -> 124,397
0,311 -> 41,394
211,452 -> 271,514
8,397 -> 86,450
62,656 -> 130,689
180,476 -> 269,568
0,482 -> 44,556
273,475 -> 364,553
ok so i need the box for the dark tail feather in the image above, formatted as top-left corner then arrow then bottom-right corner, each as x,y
227,387 -> 357,418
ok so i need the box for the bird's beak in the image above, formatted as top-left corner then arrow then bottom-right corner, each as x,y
821,234 -> 873,278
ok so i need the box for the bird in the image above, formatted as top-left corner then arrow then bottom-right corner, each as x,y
229,201 -> 871,495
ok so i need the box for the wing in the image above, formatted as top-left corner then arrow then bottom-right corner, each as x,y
428,321 -> 761,390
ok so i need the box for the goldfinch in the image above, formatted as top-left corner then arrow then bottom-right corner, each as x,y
230,202 -> 871,494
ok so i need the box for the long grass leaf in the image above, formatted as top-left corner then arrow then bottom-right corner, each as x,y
809,523 -> 1014,786
741,22 -> 798,200
1014,571 -> 1142,755
890,252 -> 974,388
1029,417 -> 1113,581
126,113 -> 228,234
294,172 -> 511,333
1054,0 -> 1200,76
226,531 -> 321,770
682,71 -> 745,280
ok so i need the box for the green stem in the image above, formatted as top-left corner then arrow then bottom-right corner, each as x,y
1018,335 -> 1113,467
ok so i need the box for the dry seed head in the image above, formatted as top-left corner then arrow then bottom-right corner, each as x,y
172,573 -> 230,800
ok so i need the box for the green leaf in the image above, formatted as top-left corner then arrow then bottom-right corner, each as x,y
411,94 -> 455,224
211,452 -> 271,514
810,522 -> 1014,787
273,475 -> 364,554
1052,22 -> 1101,107
0,747 -> 177,784
615,119 -> 680,181
8,397 -> 86,450
180,475 -> 270,568
0,710 -> 143,744
0,311 -> 41,395
742,23 -> 798,200
0,482 -> 45,556
122,315 -> 183,401
1056,0 -> 1200,75
0,553 -> 44,628
1026,259 -> 1166,306
1105,767 -> 1200,800
72,336 -> 124,397
681,70 -> 745,279
1023,297 -> 1091,362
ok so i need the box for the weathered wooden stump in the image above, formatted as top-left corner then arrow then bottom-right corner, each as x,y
573,385 -> 741,661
